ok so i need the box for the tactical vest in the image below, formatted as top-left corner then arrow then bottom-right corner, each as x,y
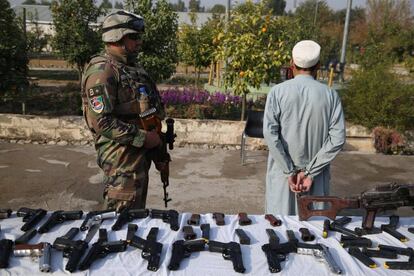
81,54 -> 164,133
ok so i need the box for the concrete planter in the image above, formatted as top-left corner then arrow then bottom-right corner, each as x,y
0,114 -> 375,152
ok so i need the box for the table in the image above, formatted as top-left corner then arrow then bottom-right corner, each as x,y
1,212 -> 413,275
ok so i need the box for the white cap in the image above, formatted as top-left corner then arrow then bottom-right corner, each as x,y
292,40 -> 321,68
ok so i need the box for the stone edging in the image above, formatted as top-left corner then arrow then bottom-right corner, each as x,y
0,114 -> 375,152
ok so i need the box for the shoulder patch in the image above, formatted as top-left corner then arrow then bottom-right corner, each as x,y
90,95 -> 105,114
87,84 -> 106,114
87,84 -> 105,97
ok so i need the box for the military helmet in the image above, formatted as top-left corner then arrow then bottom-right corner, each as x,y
102,10 -> 145,42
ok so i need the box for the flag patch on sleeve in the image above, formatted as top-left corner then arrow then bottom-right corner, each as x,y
90,95 -> 104,113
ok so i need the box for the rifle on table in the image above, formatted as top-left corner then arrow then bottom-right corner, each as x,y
140,108 -> 176,208
298,183 -> 414,230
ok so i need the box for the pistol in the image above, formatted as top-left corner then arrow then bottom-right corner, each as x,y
128,227 -> 163,271
296,243 -> 342,274
112,208 -> 149,231
0,208 -> 12,219
17,207 -> 47,232
168,239 -> 206,270
78,229 -> 127,270
150,209 -> 179,231
208,241 -> 245,273
38,210 -> 83,233
80,209 -> 115,231
14,242 -> 52,272
0,239 -> 14,268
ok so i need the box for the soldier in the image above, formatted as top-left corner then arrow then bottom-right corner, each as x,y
81,10 -> 165,211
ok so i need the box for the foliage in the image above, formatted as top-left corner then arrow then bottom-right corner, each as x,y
114,2 -> 123,9
216,1 -> 298,95
125,0 -> 178,82
364,0 -> 414,63
50,0 -> 103,77
0,0 -> 29,93
209,4 -> 225,14
372,127 -> 406,154
264,0 -> 286,16
169,0 -> 185,12
189,0 -> 203,12
26,11 -> 52,54
341,64 -> 414,131
100,0 -> 112,9
178,13 -> 218,83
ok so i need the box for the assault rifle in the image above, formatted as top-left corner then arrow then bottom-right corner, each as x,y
298,183 -> 414,229
140,108 -> 176,208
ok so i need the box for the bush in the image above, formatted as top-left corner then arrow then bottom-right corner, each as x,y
160,88 -> 243,120
373,127 -> 405,154
341,64 -> 414,131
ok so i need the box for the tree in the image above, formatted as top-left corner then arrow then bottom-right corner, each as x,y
114,1 -> 123,9
364,0 -> 414,62
26,10 -> 51,54
170,0 -> 185,12
0,0 -> 29,93
265,0 -> 286,16
189,0 -> 201,12
125,0 -> 178,82
217,0 -> 300,120
178,13 -> 217,83
51,0 -> 103,80
209,4 -> 225,14
100,0 -> 112,10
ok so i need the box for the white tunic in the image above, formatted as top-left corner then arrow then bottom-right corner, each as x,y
263,74 -> 346,215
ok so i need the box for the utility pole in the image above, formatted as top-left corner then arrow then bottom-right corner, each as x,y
313,1 -> 319,26
339,0 -> 352,82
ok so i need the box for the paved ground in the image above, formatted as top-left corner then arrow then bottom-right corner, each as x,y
0,142 -> 413,217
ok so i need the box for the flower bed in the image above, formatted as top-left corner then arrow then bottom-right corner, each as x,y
160,88 -> 265,120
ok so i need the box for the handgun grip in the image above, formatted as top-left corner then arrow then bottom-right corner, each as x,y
78,242 -> 102,271
39,242 -> 52,273
65,241 -> 88,272
265,214 -> 282,226
168,240 -> 186,271
238,212 -> 252,226
261,244 -> 282,273
0,239 -> 13,268
212,212 -> 225,226
0,208 -> 12,219
200,223 -> 210,240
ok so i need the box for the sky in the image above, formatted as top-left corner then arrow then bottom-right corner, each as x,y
8,0 -> 414,13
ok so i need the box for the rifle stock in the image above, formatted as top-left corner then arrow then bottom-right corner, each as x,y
298,195 -> 360,221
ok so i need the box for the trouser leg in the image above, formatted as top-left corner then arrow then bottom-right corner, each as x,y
103,169 -> 149,211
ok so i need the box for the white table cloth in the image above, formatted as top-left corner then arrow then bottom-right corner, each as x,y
0,212 -> 413,275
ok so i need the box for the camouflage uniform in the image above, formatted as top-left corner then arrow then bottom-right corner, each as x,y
81,11 -> 165,211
